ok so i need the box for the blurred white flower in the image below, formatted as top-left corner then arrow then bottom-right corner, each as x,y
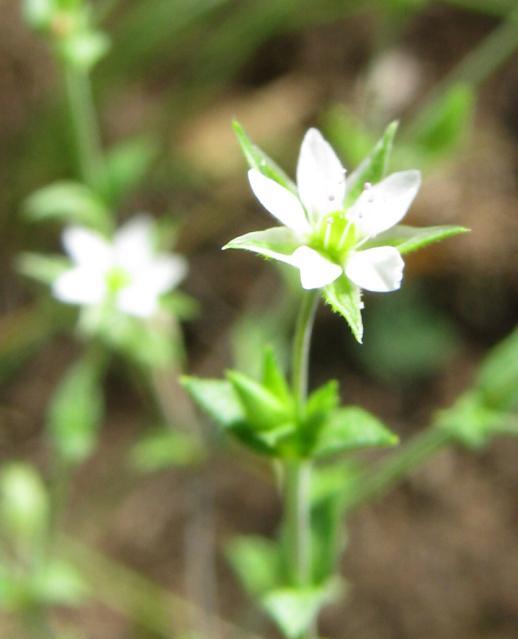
228,128 -> 420,293
53,215 -> 187,317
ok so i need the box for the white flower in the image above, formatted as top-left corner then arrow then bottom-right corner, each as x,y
53,215 -> 187,318
239,128 -> 420,293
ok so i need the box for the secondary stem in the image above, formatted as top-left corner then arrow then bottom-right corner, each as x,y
63,64 -> 104,189
282,292 -> 319,637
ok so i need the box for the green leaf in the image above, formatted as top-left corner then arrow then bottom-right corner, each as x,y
59,30 -> 110,71
411,83 -> 475,160
323,277 -> 363,343
130,430 -> 203,473
226,536 -> 281,597
366,224 -> 469,255
181,377 -> 244,429
436,392 -> 509,449
223,227 -> 300,263
16,253 -> 70,285
181,376 -> 280,456
314,407 -> 398,458
227,370 -> 291,431
23,181 -> 109,230
101,137 -> 157,206
47,353 -> 105,464
262,580 -> 341,639
233,120 -> 297,193
475,327 -> 518,412
345,121 -> 398,205
261,346 -> 290,402
161,291 -> 200,321
32,560 -> 88,606
301,381 -> 340,453
0,464 -> 49,548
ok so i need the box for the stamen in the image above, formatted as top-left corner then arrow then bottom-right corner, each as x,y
323,216 -> 333,249
337,220 -> 352,251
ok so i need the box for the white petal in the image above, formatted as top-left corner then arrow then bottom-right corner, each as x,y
348,170 -> 421,237
114,215 -> 155,270
52,266 -> 106,305
345,246 -> 404,292
248,169 -> 310,234
62,227 -> 112,267
296,128 -> 346,220
291,246 -> 342,290
138,255 -> 188,294
117,285 -> 159,318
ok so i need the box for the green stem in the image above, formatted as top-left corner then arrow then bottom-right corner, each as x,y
342,425 -> 452,512
63,64 -> 104,189
282,292 -> 319,638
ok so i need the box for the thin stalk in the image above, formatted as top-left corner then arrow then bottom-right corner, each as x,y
342,426 -> 452,512
282,292 -> 319,638
63,64 -> 104,189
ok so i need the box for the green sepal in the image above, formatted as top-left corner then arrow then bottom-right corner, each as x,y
365,224 -> 469,255
323,277 -> 363,343
226,535 -> 281,598
227,370 -> 292,431
345,120 -> 398,205
261,579 -> 342,639
223,227 -> 300,263
233,119 -> 297,193
47,352 -> 105,465
16,253 -> 70,286
261,346 -> 291,403
23,181 -> 110,231
314,407 -> 399,458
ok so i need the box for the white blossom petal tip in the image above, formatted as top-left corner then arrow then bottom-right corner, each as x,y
62,226 -> 112,267
345,246 -> 404,292
296,128 -> 346,220
248,169 -> 310,235
291,246 -> 342,290
348,169 -> 421,237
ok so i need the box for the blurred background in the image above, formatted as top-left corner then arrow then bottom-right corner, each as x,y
0,0 -> 518,637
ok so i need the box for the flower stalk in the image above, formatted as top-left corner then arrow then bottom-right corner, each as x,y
282,291 -> 319,638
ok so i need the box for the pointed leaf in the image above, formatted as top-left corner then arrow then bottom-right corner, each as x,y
346,121 -> 398,205
323,277 -> 363,343
262,346 -> 291,402
365,224 -> 469,255
233,120 -> 297,193
226,536 -> 281,597
47,353 -> 105,464
181,377 -> 244,429
227,370 -> 291,431
16,253 -> 70,285
23,181 -> 109,230
475,327 -> 518,412
101,137 -> 157,206
314,407 -> 398,458
262,581 -> 341,639
130,430 -> 203,473
411,83 -> 475,159
223,227 -> 300,263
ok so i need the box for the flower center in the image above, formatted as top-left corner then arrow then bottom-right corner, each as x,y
309,210 -> 360,264
106,266 -> 131,295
